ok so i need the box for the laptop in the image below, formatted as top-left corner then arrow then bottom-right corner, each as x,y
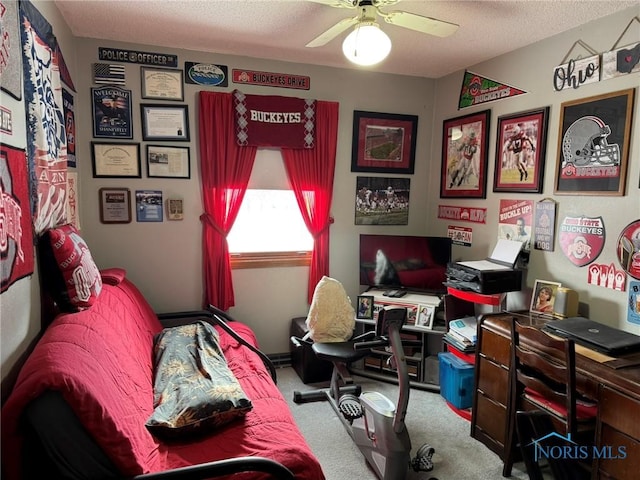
543,317 -> 640,356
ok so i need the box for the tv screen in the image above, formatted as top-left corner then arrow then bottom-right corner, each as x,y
359,234 -> 452,293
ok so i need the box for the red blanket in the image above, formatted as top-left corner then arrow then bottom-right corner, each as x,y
1,272 -> 324,480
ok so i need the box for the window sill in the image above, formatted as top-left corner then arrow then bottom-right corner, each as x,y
230,251 -> 311,269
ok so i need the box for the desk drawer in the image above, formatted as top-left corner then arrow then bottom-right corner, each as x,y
600,386 -> 640,440
475,392 -> 508,446
477,356 -> 509,406
480,327 -> 510,366
597,424 -> 640,480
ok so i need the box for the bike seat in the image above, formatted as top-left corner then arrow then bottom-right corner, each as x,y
312,341 -> 370,363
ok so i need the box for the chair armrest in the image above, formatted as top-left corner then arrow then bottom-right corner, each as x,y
352,330 -> 376,342
130,457 -> 294,480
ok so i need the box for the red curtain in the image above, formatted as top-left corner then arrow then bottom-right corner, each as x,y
282,101 -> 339,303
199,91 -> 257,310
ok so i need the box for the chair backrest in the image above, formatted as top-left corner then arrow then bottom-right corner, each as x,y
510,320 -> 578,435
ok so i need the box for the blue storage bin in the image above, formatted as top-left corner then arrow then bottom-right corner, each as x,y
438,352 -> 475,409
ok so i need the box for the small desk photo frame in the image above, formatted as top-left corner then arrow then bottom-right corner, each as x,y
357,295 -> 374,320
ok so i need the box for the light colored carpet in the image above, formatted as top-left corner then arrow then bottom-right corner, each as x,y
277,366 -> 530,480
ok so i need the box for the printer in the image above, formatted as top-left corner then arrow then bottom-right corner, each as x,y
446,239 -> 525,294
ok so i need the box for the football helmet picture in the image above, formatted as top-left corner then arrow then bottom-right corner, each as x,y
561,115 -> 620,166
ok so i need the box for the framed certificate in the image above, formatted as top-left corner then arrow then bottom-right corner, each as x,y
140,67 -> 184,101
140,104 -> 190,141
99,188 -> 132,224
146,145 -> 190,178
91,142 -> 141,178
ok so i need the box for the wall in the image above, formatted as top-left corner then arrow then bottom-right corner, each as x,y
0,0 -> 76,385
431,6 -> 640,331
73,39 -> 434,354
2,4 -> 639,383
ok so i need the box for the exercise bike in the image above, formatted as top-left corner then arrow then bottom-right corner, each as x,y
292,306 -> 435,480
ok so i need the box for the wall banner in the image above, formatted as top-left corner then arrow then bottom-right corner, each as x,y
437,204 -> 486,224
232,68 -> 310,90
458,70 -> 526,109
1,144 -> 35,293
233,90 -> 315,149
20,0 -> 68,234
533,199 -> 557,252
559,215 -> 605,267
497,199 -> 533,251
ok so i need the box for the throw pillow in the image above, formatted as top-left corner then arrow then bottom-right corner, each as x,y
38,224 -> 102,312
146,321 -> 252,438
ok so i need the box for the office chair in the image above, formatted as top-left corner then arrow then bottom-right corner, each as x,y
502,320 -> 597,477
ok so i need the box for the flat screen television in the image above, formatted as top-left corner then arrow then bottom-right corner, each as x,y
359,234 -> 452,294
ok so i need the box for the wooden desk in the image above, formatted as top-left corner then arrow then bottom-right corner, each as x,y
471,312 -> 640,480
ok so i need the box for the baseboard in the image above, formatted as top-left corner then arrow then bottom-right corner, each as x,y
268,352 -> 292,368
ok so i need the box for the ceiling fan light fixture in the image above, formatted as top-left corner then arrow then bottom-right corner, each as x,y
342,22 -> 391,66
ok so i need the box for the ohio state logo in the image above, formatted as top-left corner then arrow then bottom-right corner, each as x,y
559,216 -> 605,267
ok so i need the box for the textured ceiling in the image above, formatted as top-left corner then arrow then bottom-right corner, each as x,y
54,0 -> 639,78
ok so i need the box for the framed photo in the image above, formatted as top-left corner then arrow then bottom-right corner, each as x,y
530,279 -> 562,315
99,188 -> 132,224
135,190 -> 164,222
440,109 -> 491,198
141,67 -> 184,101
357,295 -> 374,320
494,107 -> 550,193
146,145 -> 190,178
166,198 -> 184,221
415,304 -> 435,330
351,110 -> 418,174
91,142 -> 141,178
355,176 -> 410,225
140,104 -> 190,141
554,88 -> 635,196
91,86 -> 132,139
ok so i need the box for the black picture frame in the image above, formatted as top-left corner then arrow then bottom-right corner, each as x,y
140,67 -> 184,101
140,104 -> 190,142
91,142 -> 141,178
146,145 -> 191,179
91,86 -> 133,139
351,110 -> 418,174
356,295 -> 374,320
440,109 -> 491,199
554,88 -> 635,196
494,107 -> 549,193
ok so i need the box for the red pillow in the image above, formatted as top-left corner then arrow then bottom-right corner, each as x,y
39,224 -> 102,311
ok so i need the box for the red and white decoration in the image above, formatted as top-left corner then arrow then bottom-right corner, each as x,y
233,90 -> 315,149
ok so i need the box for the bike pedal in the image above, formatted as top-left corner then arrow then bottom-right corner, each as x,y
338,394 -> 363,420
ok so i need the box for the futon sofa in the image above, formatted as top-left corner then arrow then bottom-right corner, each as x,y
1,267 -> 325,480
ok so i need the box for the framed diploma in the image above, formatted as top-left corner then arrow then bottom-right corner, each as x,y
146,145 -> 190,178
91,142 -> 141,178
140,67 -> 184,101
99,188 -> 132,224
140,104 -> 190,141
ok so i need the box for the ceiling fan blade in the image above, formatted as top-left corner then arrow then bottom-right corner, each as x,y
306,0 -> 357,8
306,16 -> 359,47
382,10 -> 459,37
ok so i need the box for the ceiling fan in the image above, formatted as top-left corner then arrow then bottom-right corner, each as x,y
306,0 -> 459,50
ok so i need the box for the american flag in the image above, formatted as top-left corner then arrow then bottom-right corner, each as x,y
93,63 -> 126,85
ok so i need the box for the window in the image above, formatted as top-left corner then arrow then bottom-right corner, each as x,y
227,150 -> 313,268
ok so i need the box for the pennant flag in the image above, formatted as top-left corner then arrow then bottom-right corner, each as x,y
459,71 -> 526,109
56,46 -> 76,92
93,63 -> 126,85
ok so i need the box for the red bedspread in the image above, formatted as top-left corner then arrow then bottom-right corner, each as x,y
1,272 -> 324,480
